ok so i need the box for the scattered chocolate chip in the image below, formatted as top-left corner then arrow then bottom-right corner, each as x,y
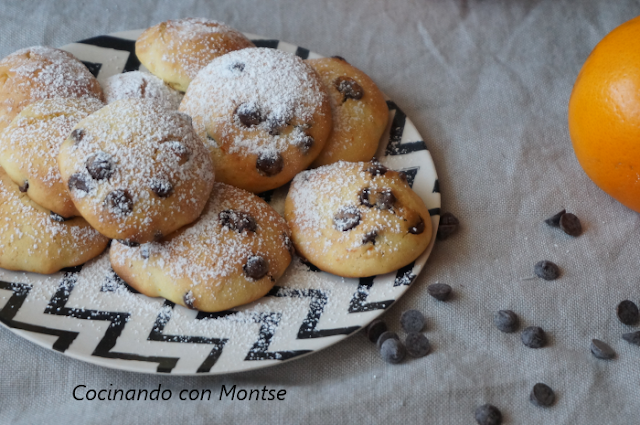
149,178 -> 173,198
18,180 -> 28,192
70,128 -> 85,143
294,134 -> 314,153
521,326 -> 546,348
183,291 -> 195,309
365,161 -> 388,177
116,239 -> 140,247
359,187 -> 372,207
474,404 -> 502,425
380,338 -> 406,364
617,300 -> 639,326
590,339 -> 616,360
405,333 -> 431,357
494,310 -> 519,333
230,62 -> 245,72
622,331 -> 640,346
333,206 -> 361,231
427,283 -> 452,301
409,217 -> 425,235
559,213 -> 582,237
376,330 -> 399,349
376,189 -> 395,210
140,244 -> 150,259
334,76 -> 364,101
104,190 -> 134,216
166,141 -> 190,164
544,209 -> 566,228
534,260 -> 560,280
86,152 -> 115,181
437,212 -> 459,240
331,55 -> 347,62
50,212 -> 66,222
68,173 -> 92,193
235,102 -> 263,126
362,230 -> 377,245
256,152 -> 284,176
243,255 -> 268,280
366,319 -> 387,343
400,309 -> 425,333
530,383 -> 555,407
219,210 -> 257,233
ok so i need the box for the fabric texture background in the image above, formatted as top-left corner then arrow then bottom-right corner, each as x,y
1,0 -> 639,423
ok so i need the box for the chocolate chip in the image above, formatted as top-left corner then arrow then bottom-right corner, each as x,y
376,189 -> 395,210
494,310 -> 519,333
366,319 -> 387,343
104,190 -> 134,216
437,212 -> 459,240
116,239 -> 140,247
183,291 -> 195,309
334,76 -> 364,101
50,212 -> 67,222
544,209 -> 566,228
362,230 -> 377,245
256,152 -> 284,176
294,134 -> 314,153
405,333 -> 431,357
365,161 -> 388,177
70,128 -> 84,143
409,217 -> 425,235
521,326 -> 546,348
331,55 -> 348,62
617,300 -> 639,326
140,244 -> 150,259
86,152 -> 115,181
400,309 -> 425,333
18,180 -> 28,192
166,141 -> 190,164
474,404 -> 502,425
427,283 -> 452,301
590,339 -> 616,360
380,338 -> 406,364
534,260 -> 560,280
243,255 -> 268,280
376,330 -> 399,349
622,331 -> 640,346
68,173 -> 92,193
530,383 -> 555,407
359,187 -> 372,207
235,102 -> 263,127
230,62 -> 245,72
149,178 -> 173,198
219,210 -> 257,233
559,212 -> 582,237
333,206 -> 361,231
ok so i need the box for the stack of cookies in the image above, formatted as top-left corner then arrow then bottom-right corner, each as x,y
0,18 -> 432,312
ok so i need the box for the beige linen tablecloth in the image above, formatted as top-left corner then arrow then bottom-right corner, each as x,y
1,0 -> 639,423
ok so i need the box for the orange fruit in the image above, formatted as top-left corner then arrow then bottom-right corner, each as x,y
568,15 -> 640,213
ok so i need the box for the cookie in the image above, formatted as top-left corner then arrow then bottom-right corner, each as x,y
102,71 -> 183,110
180,47 -> 332,193
0,98 -> 105,218
0,167 -> 109,274
284,160 -> 432,278
135,18 -> 255,92
110,182 -> 293,312
0,46 -> 103,134
306,57 -> 389,167
57,99 -> 215,244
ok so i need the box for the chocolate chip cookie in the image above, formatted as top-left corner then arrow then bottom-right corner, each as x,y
103,71 -> 183,110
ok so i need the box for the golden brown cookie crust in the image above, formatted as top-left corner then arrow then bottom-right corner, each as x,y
110,183 -> 293,312
135,18 -> 255,92
284,160 -> 432,278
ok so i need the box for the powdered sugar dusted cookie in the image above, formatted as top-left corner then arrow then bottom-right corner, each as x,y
135,18 -> 255,92
0,98 -> 105,218
180,47 -> 332,193
57,99 -> 215,244
306,57 -> 389,167
0,167 -> 109,274
284,160 -> 432,278
110,182 -> 293,312
0,46 -> 103,134
103,71 -> 183,110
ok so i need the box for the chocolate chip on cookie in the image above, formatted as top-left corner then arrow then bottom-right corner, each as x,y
149,178 -> 173,198
183,291 -> 196,309
365,161 -> 388,177
116,239 -> 140,247
70,128 -> 85,143
294,134 -> 314,154
359,187 -> 373,207
244,255 -> 269,280
68,173 -> 92,193
230,62 -> 245,72
334,206 -> 361,231
362,230 -> 378,245
376,189 -> 395,210
235,102 -> 263,127
256,152 -> 284,176
334,76 -> 364,101
409,217 -> 425,235
219,209 -> 257,233
104,189 -> 134,216
165,141 -> 190,165
18,180 -> 28,193
86,152 -> 115,181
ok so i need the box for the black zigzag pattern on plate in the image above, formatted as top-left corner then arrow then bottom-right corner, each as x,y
267,286 -> 359,338
244,312 -> 311,361
81,61 -> 102,78
393,262 -> 417,287
348,277 -> 395,313
0,280 -> 79,352
251,39 -> 279,49
44,270 -> 180,373
100,268 -> 139,294
385,101 -> 427,156
295,47 -> 310,59
78,35 -> 141,72
148,301 -> 228,373
432,179 -> 440,193
399,167 -> 420,188
429,208 -> 441,216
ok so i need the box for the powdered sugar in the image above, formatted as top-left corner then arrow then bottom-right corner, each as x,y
103,71 -> 183,110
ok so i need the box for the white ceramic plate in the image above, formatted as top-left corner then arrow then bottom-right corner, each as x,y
0,30 -> 440,375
